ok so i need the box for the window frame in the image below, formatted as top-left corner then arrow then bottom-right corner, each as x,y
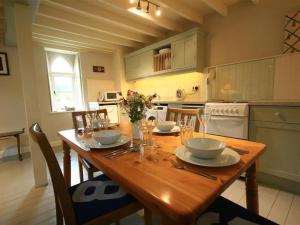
45,49 -> 85,112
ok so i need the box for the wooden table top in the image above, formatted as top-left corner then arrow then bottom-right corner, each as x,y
58,122 -> 266,224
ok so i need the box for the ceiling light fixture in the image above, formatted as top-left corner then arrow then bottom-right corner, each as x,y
135,0 -> 161,16
136,0 -> 141,10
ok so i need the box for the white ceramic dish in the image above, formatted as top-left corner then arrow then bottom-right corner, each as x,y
83,135 -> 130,149
156,121 -> 176,132
93,130 -> 121,145
159,48 -> 171,54
184,138 -> 226,159
153,126 -> 180,134
176,146 -> 240,167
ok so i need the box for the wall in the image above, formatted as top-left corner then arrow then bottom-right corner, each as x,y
130,72 -> 206,101
0,44 -> 28,158
203,0 -> 300,67
80,51 -> 116,102
33,45 -> 117,143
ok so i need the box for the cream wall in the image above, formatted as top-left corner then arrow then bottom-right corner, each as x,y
80,51 -> 116,102
130,72 -> 206,101
0,45 -> 28,158
203,0 -> 300,66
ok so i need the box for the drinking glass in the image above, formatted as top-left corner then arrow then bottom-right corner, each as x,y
138,119 -> 149,146
200,108 -> 212,138
179,119 -> 194,145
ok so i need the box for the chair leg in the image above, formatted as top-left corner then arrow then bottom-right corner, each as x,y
144,208 -> 153,225
55,196 -> 63,225
88,170 -> 93,180
78,158 -> 83,182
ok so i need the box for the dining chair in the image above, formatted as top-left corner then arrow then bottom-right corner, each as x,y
72,110 -> 108,182
166,108 -> 201,131
197,196 -> 277,225
30,123 -> 144,225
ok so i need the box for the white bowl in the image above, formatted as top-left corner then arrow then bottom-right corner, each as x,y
156,121 -> 176,131
93,130 -> 121,145
184,138 -> 226,159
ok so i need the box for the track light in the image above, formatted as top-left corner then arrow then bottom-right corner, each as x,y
129,0 -> 135,4
136,0 -> 141,10
146,2 -> 150,13
156,6 -> 161,16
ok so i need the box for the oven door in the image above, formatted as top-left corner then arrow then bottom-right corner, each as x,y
203,115 -> 249,140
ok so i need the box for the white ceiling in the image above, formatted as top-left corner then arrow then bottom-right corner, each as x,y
3,0 -> 256,52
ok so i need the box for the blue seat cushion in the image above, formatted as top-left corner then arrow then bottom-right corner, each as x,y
68,174 -> 137,225
197,196 -> 278,225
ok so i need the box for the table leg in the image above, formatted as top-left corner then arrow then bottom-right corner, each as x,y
161,216 -> 192,225
62,140 -> 71,187
15,134 -> 22,161
245,161 -> 259,214
144,208 -> 152,225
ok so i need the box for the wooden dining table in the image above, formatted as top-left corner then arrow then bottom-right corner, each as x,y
58,122 -> 266,225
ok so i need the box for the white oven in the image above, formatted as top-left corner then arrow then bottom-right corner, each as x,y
203,103 -> 249,140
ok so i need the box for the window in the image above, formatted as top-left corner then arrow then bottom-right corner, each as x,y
46,49 -> 84,112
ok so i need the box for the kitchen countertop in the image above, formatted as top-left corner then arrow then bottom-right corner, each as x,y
153,99 -> 300,106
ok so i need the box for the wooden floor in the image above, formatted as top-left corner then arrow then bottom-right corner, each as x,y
0,149 -> 299,225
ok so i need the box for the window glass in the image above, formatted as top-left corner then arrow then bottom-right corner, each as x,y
46,49 -> 84,112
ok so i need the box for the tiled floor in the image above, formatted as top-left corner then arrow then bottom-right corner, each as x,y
0,149 -> 299,225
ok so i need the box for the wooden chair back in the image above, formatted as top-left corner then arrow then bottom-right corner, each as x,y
30,123 -> 76,225
72,109 -> 108,130
166,108 -> 202,131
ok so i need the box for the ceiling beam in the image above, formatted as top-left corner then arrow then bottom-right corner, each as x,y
158,0 -> 203,24
37,5 -> 153,44
44,0 -> 164,37
201,0 -> 228,16
32,36 -> 115,53
33,39 -> 114,54
33,19 -> 142,48
32,32 -> 123,52
88,0 -> 183,31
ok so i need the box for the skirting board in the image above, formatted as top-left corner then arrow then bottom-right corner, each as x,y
0,140 -> 61,160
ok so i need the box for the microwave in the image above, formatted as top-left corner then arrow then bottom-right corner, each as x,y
103,91 -> 121,101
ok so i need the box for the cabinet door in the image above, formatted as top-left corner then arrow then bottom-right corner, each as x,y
138,50 -> 153,77
172,39 -> 185,70
184,35 -> 197,68
125,55 -> 138,80
249,121 -> 300,183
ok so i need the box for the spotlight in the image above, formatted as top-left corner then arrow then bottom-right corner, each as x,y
156,6 -> 161,16
129,0 -> 135,3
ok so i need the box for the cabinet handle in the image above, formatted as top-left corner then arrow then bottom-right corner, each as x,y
274,112 -> 281,117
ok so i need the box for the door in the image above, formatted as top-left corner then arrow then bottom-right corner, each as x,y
172,39 -> 185,70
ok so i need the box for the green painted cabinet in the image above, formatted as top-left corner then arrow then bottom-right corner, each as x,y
124,28 -> 204,81
249,106 -> 300,194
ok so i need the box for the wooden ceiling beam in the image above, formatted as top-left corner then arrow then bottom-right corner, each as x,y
32,21 -> 142,48
201,0 -> 228,16
32,36 -> 115,53
37,5 -> 153,44
158,0 -> 203,24
32,32 -> 123,52
88,0 -> 183,31
45,0 -> 164,37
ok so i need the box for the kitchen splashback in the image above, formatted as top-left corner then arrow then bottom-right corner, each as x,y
129,72 -> 206,101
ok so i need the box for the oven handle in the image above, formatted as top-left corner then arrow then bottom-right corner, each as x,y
209,115 -> 246,121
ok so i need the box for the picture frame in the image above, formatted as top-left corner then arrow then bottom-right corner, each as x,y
0,52 -> 9,76
93,65 -> 105,73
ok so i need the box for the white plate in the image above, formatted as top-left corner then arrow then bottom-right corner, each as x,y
82,135 -> 130,149
153,126 -> 180,134
176,146 -> 240,167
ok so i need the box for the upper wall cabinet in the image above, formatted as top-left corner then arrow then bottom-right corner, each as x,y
124,28 -> 204,81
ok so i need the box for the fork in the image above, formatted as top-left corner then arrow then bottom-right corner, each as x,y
169,159 -> 217,180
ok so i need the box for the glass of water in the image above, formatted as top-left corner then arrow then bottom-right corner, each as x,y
179,119 -> 194,145
200,108 -> 212,138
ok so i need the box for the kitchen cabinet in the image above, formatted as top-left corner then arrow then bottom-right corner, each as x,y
125,50 -> 153,80
172,34 -> 197,70
124,28 -> 204,81
249,105 -> 300,194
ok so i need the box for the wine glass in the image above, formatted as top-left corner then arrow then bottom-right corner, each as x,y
200,108 -> 212,138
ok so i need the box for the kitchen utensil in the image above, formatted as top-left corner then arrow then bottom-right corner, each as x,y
169,158 -> 217,180
184,138 -> 226,159
176,146 -> 240,167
